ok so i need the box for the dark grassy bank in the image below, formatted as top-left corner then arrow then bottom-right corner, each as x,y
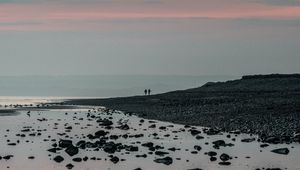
65,74 -> 300,140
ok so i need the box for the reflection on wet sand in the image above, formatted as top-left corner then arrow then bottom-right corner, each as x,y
0,104 -> 299,170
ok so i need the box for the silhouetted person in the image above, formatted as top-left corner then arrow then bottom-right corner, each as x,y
27,111 -> 31,117
148,89 -> 151,95
144,89 -> 147,95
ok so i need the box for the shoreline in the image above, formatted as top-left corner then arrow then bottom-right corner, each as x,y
0,105 -> 298,170
0,105 -> 81,116
64,74 -> 300,143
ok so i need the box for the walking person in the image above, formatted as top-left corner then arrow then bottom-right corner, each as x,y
144,89 -> 147,95
147,89 -> 151,95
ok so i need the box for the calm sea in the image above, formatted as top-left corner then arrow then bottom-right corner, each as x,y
0,75 -> 238,98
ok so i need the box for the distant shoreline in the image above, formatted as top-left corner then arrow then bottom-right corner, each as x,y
0,109 -> 20,116
65,74 -> 300,143
0,105 -> 80,116
0,75 -> 238,98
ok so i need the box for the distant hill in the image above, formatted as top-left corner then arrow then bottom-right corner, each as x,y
185,73 -> 300,92
66,74 -> 300,142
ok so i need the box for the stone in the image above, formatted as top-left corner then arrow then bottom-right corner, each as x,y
53,155 -> 64,163
47,148 -> 60,153
66,163 -> 74,169
103,142 -> 117,154
260,144 -> 269,148
98,119 -> 113,126
155,151 -> 169,156
210,157 -> 217,161
271,148 -> 289,155
142,142 -> 154,148
190,129 -> 201,136
207,151 -> 217,157
219,162 -> 231,166
94,130 -> 108,137
136,154 -> 147,158
241,138 -> 256,143
154,157 -> 173,165
72,157 -> 82,162
194,145 -> 202,151
65,145 -> 79,157
195,135 -> 204,140
118,124 -> 130,130
59,139 -> 73,148
110,156 -> 119,164
220,153 -> 231,162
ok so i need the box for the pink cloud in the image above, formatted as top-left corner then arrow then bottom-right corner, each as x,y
0,1 -> 300,31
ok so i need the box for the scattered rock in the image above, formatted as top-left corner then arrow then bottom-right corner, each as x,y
136,154 -> 147,158
260,144 -> 269,148
110,156 -> 119,164
3,155 -> 13,160
103,142 -> 118,154
219,161 -> 231,166
207,151 -> 217,157
194,145 -> 202,151
212,140 -> 226,148
190,129 -> 201,136
220,153 -> 231,162
59,139 -> 73,148
65,145 -> 79,157
94,130 -> 109,137
72,157 -> 82,162
142,142 -> 154,148
98,119 -> 113,126
241,138 -> 255,143
53,155 -> 64,163
155,151 -> 169,156
195,135 -> 204,140
271,148 -> 289,155
210,157 -> 217,161
66,163 -> 74,169
47,148 -> 60,153
154,157 -> 173,165
117,124 -> 130,130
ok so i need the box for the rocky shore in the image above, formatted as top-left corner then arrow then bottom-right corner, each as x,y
1,105 -> 298,170
65,74 -> 300,143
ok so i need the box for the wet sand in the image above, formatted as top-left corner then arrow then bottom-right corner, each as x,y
0,104 -> 299,170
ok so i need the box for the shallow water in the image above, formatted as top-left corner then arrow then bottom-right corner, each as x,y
0,96 -> 101,106
0,105 -> 299,170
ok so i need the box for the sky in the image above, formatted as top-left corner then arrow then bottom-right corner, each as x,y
0,0 -> 300,76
